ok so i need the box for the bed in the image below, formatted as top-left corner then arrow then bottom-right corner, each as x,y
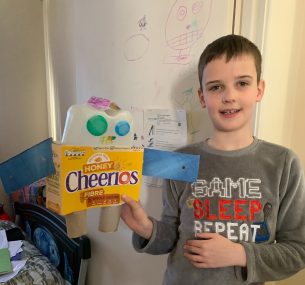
0,201 -> 91,285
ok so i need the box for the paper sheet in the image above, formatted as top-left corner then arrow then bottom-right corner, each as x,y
0,230 -> 8,248
143,109 -> 187,150
0,230 -> 26,281
8,240 -> 23,257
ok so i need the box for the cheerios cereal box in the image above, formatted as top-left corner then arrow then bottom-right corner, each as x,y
46,143 -> 144,215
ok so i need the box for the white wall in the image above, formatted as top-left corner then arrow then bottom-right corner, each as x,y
43,0 -> 77,138
0,0 -> 48,217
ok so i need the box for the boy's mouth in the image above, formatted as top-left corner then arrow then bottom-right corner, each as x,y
220,109 -> 241,116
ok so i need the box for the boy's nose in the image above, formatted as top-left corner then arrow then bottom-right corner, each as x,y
222,88 -> 236,103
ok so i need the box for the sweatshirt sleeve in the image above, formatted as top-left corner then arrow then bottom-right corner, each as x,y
236,151 -> 305,283
132,180 -> 180,254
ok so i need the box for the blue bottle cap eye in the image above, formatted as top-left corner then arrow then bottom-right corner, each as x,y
87,115 -> 108,136
115,121 -> 130,136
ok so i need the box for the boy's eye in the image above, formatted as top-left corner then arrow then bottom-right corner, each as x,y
237,81 -> 250,87
208,85 -> 222,91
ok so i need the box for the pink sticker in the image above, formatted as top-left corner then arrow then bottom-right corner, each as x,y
87,97 -> 111,110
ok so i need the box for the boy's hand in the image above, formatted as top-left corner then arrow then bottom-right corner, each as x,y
183,232 -> 246,268
121,195 -> 153,240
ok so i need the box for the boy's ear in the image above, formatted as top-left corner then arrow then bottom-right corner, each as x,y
256,79 -> 265,102
198,88 -> 206,108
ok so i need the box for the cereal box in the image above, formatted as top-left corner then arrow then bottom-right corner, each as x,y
46,143 -> 144,215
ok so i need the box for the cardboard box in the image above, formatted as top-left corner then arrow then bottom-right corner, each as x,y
46,143 -> 144,215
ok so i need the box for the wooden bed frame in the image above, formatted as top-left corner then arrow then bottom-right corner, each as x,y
14,201 -> 91,285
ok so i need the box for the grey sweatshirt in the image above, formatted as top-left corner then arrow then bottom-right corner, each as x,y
133,139 -> 305,285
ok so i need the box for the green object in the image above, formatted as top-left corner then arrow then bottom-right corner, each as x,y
0,248 -> 12,275
86,115 -> 108,136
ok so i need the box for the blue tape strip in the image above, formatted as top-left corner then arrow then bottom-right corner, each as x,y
0,138 -> 55,194
143,148 -> 199,182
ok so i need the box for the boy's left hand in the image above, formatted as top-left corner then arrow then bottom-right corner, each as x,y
183,232 -> 246,268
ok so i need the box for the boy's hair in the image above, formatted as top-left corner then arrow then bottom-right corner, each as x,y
198,34 -> 262,90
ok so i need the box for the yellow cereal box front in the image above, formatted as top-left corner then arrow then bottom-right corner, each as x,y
46,143 -> 144,215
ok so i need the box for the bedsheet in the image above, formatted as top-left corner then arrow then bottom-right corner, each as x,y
0,220 -> 65,285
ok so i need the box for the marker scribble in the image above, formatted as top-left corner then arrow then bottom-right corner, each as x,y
164,0 -> 212,65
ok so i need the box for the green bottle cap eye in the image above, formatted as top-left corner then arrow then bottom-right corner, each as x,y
86,115 -> 108,136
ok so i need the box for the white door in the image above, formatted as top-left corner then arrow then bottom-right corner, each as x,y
45,1 -> 237,284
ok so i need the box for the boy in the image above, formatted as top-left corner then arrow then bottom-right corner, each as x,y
121,34 -> 305,284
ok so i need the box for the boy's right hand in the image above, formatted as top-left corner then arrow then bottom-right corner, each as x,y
121,195 -> 153,240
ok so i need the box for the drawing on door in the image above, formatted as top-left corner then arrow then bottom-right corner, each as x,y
164,0 -> 212,65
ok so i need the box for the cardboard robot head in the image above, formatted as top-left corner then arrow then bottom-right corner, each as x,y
62,97 -> 134,146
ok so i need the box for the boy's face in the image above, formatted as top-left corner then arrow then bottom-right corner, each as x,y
198,54 -> 265,136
